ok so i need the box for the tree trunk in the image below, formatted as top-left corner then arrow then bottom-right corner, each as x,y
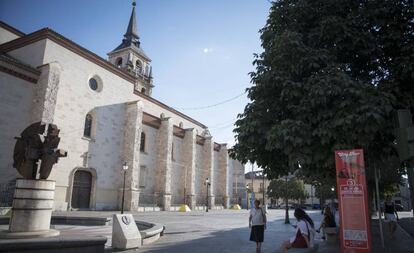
284,176 -> 289,224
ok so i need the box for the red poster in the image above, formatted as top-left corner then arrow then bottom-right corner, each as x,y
335,149 -> 372,253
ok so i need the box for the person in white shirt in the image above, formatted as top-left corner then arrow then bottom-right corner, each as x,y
249,199 -> 267,253
282,208 -> 316,251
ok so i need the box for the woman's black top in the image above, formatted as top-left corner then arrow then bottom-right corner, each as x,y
324,214 -> 336,227
385,203 -> 395,214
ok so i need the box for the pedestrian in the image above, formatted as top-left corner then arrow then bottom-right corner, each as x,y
383,197 -> 399,239
249,199 -> 267,253
281,208 -> 316,252
316,206 -> 336,240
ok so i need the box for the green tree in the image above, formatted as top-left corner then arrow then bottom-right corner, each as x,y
230,0 -> 412,193
314,183 -> 336,207
268,178 -> 308,202
267,177 -> 309,223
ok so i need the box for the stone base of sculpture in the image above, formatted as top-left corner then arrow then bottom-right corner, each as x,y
0,179 -> 60,238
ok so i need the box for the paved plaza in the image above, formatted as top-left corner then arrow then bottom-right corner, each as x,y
133,209 -> 328,253
55,209 -> 335,253
2,209 -> 414,252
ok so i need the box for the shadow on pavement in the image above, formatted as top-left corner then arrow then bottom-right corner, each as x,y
371,218 -> 414,253
132,218 -> 338,253
398,217 -> 414,238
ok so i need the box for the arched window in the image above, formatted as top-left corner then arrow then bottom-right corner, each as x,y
83,114 -> 93,138
140,132 -> 146,152
141,87 -> 146,94
136,60 -> 142,74
116,58 -> 122,68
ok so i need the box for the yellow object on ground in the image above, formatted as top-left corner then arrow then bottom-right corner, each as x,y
230,204 -> 241,210
178,204 -> 191,212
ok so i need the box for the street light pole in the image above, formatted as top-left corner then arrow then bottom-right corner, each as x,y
262,170 -> 265,208
205,178 -> 210,212
246,184 -> 249,210
311,185 -> 313,206
284,175 -> 290,224
121,162 -> 129,214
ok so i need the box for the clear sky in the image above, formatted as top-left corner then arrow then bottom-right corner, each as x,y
0,0 -> 271,149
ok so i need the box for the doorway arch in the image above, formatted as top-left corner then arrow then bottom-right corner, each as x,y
68,167 -> 97,210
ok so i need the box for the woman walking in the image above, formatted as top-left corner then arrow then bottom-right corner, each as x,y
384,197 -> 399,239
249,199 -> 267,253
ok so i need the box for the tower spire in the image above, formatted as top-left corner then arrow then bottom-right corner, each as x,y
124,0 -> 139,47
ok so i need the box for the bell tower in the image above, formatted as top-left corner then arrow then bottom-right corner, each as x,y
108,0 -> 153,96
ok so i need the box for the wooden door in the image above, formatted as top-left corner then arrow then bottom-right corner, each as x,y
71,170 -> 92,209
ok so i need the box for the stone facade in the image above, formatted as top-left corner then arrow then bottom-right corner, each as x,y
0,6 -> 245,211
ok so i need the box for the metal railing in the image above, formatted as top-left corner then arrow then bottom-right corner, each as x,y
0,180 -> 15,207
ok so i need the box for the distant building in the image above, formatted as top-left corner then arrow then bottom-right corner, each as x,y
245,171 -> 271,207
303,184 -> 319,207
229,160 -> 246,206
247,172 -> 320,208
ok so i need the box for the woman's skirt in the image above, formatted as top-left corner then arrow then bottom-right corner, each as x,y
385,213 -> 397,222
250,225 -> 264,242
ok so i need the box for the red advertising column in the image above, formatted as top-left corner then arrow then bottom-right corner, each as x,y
334,149 -> 372,253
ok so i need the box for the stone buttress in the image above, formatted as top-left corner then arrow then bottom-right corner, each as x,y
203,137 -> 215,208
31,62 -> 62,124
218,144 -> 230,208
120,101 -> 144,211
155,117 -> 173,210
183,128 -> 196,209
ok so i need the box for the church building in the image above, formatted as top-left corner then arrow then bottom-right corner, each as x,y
0,3 -> 245,211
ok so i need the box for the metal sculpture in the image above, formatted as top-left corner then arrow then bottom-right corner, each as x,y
13,122 -> 67,179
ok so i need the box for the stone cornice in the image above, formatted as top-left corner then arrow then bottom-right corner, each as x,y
0,28 -> 137,84
0,21 -> 25,37
214,143 -> 221,152
0,54 -> 41,75
173,125 -> 185,138
134,91 -> 207,129
0,65 -> 38,83
196,135 -> 205,146
0,54 -> 40,83
142,112 -> 161,129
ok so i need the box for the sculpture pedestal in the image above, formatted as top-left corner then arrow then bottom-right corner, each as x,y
0,179 -> 59,238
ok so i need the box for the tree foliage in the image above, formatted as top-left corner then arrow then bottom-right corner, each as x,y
267,178 -> 309,202
315,183 -> 336,205
230,0 -> 413,188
